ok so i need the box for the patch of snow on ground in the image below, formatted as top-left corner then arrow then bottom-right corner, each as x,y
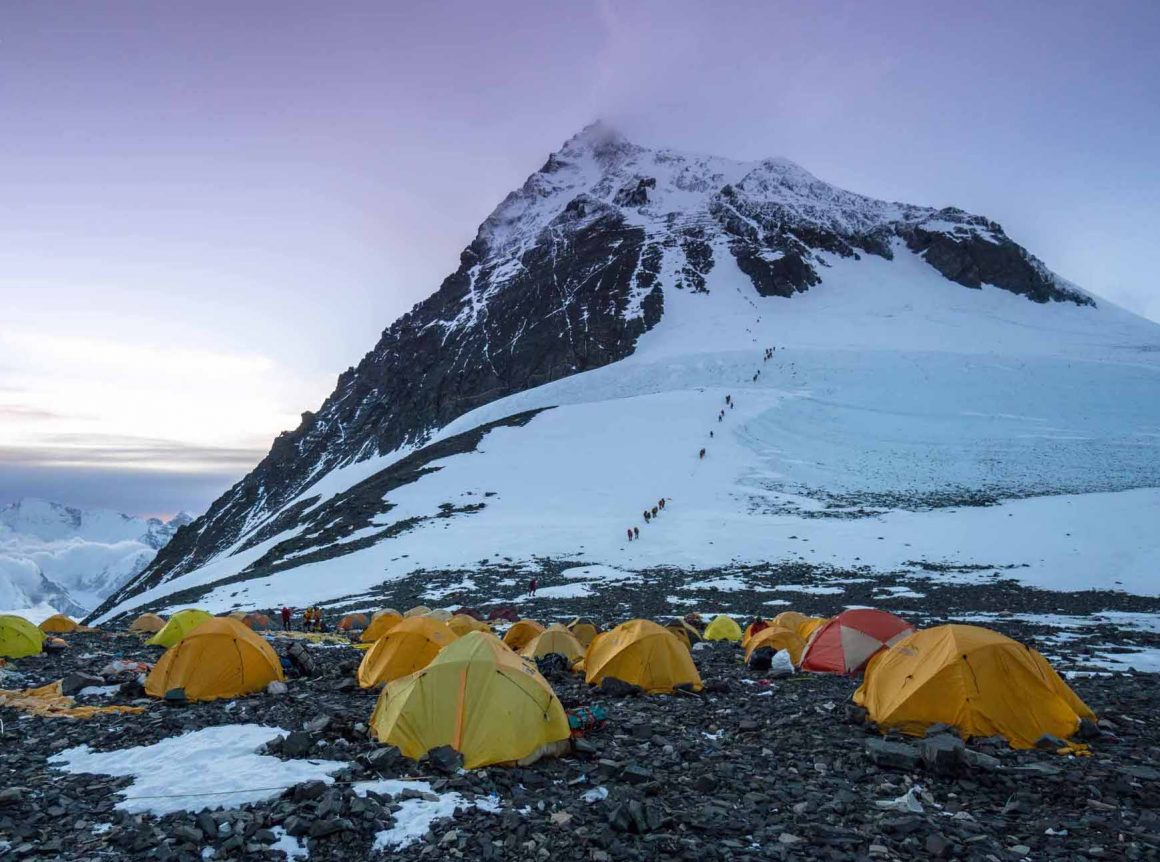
269,827 -> 309,860
774,584 -> 846,595
49,725 -> 345,814
1088,648 -> 1160,674
686,576 -> 750,592
362,781 -> 500,851
558,565 -> 635,582
532,583 -> 593,599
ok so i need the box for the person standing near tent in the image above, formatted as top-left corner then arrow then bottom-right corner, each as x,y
528,577 -> 538,597
303,607 -> 314,632
281,606 -> 291,631
315,607 -> 325,632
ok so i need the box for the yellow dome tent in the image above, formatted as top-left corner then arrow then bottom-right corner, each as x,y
403,605 -> 432,618
520,628 -> 585,664
744,626 -> 806,665
425,609 -> 452,622
39,614 -> 79,633
146,609 -> 213,649
585,619 -> 702,693
144,617 -> 283,702
772,611 -> 808,632
373,608 -> 400,619
370,631 -> 570,769
502,619 -> 545,652
796,616 -> 828,642
448,614 -> 490,637
361,611 -> 403,643
742,620 -> 780,648
357,616 -> 458,688
703,614 -> 742,642
128,613 -> 166,634
0,615 -> 43,659
854,625 -> 1096,750
567,618 -> 599,648
664,619 -> 703,651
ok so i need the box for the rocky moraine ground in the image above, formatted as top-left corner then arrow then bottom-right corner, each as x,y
3,566 -> 1159,861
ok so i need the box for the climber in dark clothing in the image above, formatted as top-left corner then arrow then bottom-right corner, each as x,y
528,578 -> 538,597
633,526 -> 640,539
658,498 -> 665,510
627,528 -> 633,541
651,506 -> 658,517
643,510 -> 651,523
726,395 -> 731,405
699,448 -> 706,459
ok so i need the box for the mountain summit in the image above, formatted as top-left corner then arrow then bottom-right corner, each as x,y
93,126 -> 1160,621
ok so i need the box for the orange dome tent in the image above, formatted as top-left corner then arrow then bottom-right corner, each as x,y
338,613 -> 369,632
144,617 -> 282,702
357,616 -> 458,688
772,611 -> 808,632
39,614 -> 79,634
800,609 -> 913,675
584,620 -> 702,693
744,626 -> 806,665
128,613 -> 166,634
520,628 -> 585,664
855,625 -> 1095,749
448,614 -> 490,637
243,613 -> 271,631
361,611 -> 403,643
501,619 -> 544,652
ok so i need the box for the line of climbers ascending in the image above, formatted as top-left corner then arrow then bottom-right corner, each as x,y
627,498 -> 668,541
623,346 -> 778,545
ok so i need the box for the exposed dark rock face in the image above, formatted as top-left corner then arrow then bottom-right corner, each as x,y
92,195 -> 662,618
901,209 -> 1094,305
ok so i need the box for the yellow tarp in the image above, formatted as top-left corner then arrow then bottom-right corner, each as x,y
370,631 -> 570,768
145,617 -> 283,702
744,626 -> 806,665
0,615 -> 44,659
502,620 -> 544,652
146,609 -> 213,649
585,619 -> 703,693
361,612 -> 403,643
0,680 -> 145,719
854,624 -> 1096,750
39,614 -> 79,633
357,616 -> 458,688
703,614 -> 742,642
520,628 -> 585,663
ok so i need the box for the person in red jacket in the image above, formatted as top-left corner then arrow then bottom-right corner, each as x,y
280,606 -> 292,631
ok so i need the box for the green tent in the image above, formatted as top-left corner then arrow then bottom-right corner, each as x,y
146,609 -> 213,649
0,614 -> 44,659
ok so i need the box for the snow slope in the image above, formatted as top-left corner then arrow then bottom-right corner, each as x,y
0,499 -> 191,616
95,214 -> 1160,620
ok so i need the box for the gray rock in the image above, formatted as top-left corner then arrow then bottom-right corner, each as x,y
866,738 -> 920,771
61,673 -> 106,697
282,731 -> 315,758
920,734 -> 965,774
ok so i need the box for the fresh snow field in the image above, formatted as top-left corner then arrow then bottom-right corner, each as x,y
97,202 -> 1160,621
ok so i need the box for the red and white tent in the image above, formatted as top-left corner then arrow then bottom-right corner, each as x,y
800,609 -> 914,675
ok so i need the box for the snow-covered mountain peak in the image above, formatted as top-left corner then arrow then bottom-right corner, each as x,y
89,128 -> 1160,622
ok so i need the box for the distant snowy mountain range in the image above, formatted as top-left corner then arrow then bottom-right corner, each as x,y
93,123 -> 1160,622
0,499 -> 192,617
